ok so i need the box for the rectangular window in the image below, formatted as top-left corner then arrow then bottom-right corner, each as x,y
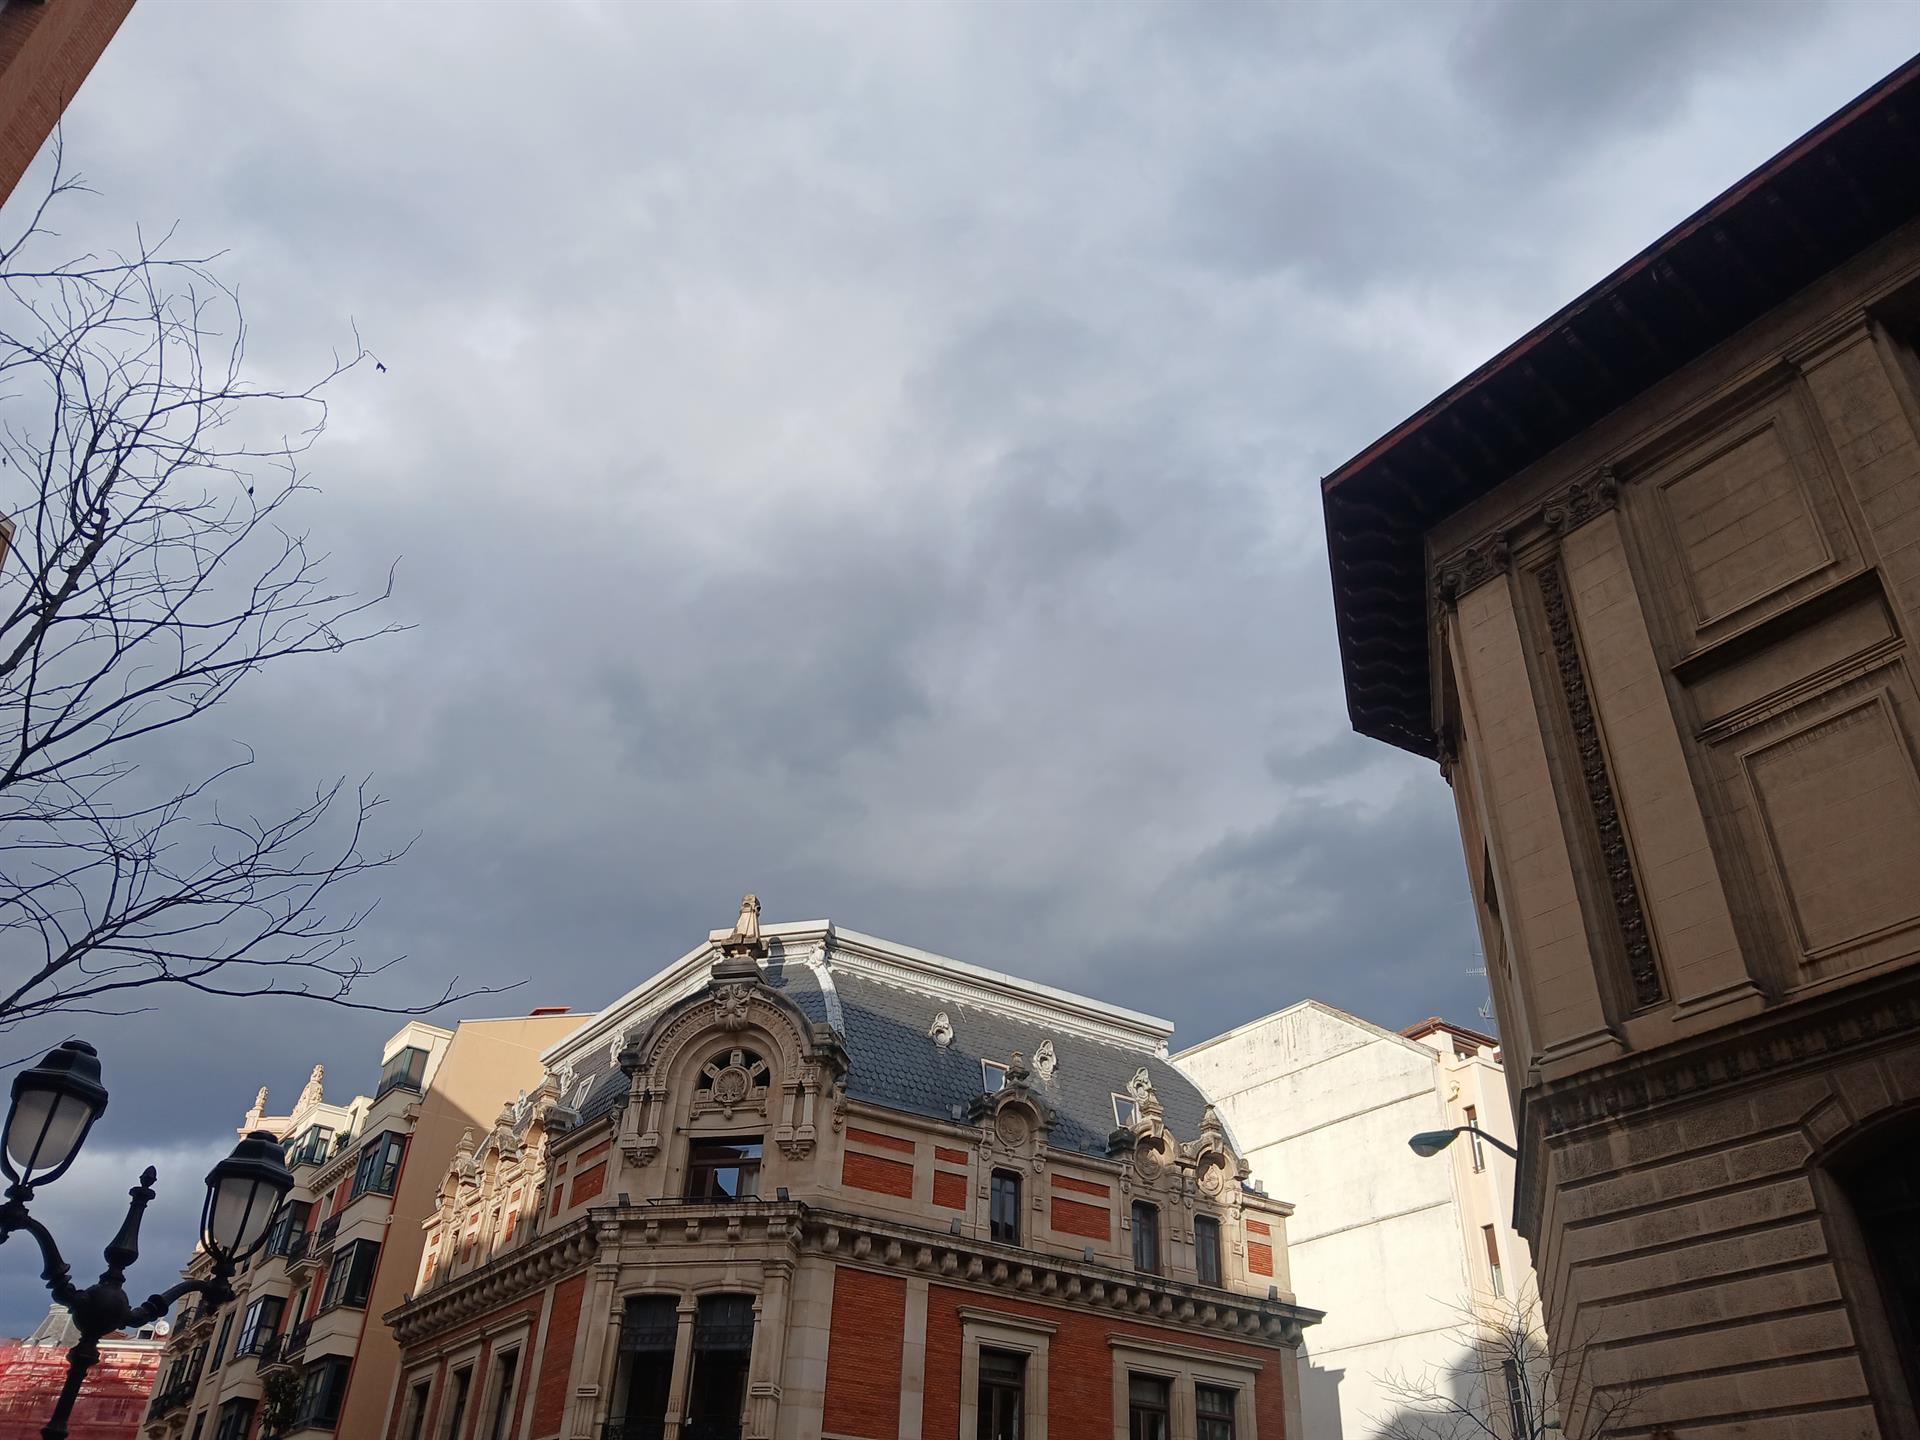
687,1294 -> 755,1433
1128,1374 -> 1170,1440
377,1045 -> 431,1099
321,1239 -> 381,1311
285,1125 -> 334,1168
1195,1214 -> 1223,1287
1197,1384 -> 1237,1440
351,1131 -> 407,1199
976,1347 -> 1024,1440
1483,1224 -> 1504,1298
188,1416 -> 205,1440
982,1060 -> 1009,1092
613,1296 -> 677,1434
234,1295 -> 284,1358
484,1348 -> 519,1440
294,1354 -> 351,1430
442,1367 -> 472,1440
402,1380 -> 432,1440
1503,1358 -> 1530,1437
685,1137 -> 762,1200
1131,1202 -> 1160,1275
990,1169 -> 1021,1245
1112,1093 -> 1140,1128
212,1399 -> 256,1440
209,1313 -> 232,1373
1465,1105 -> 1485,1171
264,1199 -> 313,1258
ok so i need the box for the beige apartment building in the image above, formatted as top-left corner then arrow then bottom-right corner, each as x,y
1321,56 -> 1920,1439
1177,1006 -> 1534,1439
142,1011 -> 583,1440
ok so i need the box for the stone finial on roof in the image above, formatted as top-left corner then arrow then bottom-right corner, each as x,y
297,1064 -> 324,1112
713,892 -> 768,980
928,1011 -> 954,1048
244,1086 -> 269,1130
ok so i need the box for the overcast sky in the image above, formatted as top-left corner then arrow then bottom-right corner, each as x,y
2,0 -> 1916,1334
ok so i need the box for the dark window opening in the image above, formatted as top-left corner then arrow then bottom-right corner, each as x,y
1128,1374 -> 1170,1440
234,1295 -> 284,1359
264,1199 -> 313,1258
321,1239 -> 380,1311
1836,1123 -> 1920,1414
284,1125 -> 334,1168
294,1354 -> 351,1431
209,1314 -> 232,1373
443,1366 -> 472,1440
976,1347 -> 1024,1440
612,1295 -> 678,1437
484,1348 -> 519,1440
402,1380 -> 431,1440
378,1045 -> 430,1099
211,1399 -> 255,1440
1131,1202 -> 1160,1275
685,1293 -> 754,1440
352,1131 -> 407,1199
1195,1214 -> 1223,1287
1502,1359 -> 1530,1439
685,1137 -> 762,1201
1197,1384 -> 1237,1440
990,1169 -> 1021,1245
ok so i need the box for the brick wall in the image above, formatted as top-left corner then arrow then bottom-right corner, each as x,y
842,1150 -> 914,1198
532,1272 -> 586,1435
0,0 -> 133,205
933,1171 -> 968,1210
847,1126 -> 915,1154
935,1145 -> 970,1165
568,1162 -> 606,1207
1051,1196 -> 1110,1240
824,1267 -> 907,1437
919,1284 -> 1287,1439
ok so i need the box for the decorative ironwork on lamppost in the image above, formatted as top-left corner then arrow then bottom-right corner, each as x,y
0,1040 -> 294,1440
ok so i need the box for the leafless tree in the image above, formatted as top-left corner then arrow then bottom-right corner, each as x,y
0,144 -> 483,1033
1373,1287 -> 1642,1440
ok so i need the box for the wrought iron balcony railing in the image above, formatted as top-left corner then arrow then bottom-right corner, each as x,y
600,1421 -> 667,1440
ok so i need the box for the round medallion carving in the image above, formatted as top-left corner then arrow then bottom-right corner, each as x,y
995,1109 -> 1032,1149
1197,1154 -> 1227,1196
1134,1136 -> 1168,1181
712,1066 -> 751,1106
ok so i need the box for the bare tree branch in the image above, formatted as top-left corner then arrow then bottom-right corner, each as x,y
0,141 -> 507,1033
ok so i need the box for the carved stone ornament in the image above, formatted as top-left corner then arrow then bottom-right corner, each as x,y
1538,559 -> 1664,1010
1433,537 -> 1512,607
1542,468 -> 1620,535
928,1011 -> 954,1048
713,981 -> 754,1032
296,1064 -> 325,1113
1032,1039 -> 1057,1080
995,1110 -> 1032,1148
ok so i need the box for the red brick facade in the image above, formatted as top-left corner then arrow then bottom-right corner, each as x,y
841,1149 -> 914,1197
823,1267 -> 907,1438
1050,1195 -> 1110,1239
568,1161 -> 606,1207
933,1170 -> 968,1209
846,1126 -> 914,1154
532,1273 -> 586,1435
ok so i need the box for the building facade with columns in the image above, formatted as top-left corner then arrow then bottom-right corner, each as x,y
1321,57 -> 1920,1439
143,1012 -> 582,1440
383,904 -> 1319,1440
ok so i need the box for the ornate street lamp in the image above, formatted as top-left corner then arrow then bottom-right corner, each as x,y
1408,1123 -> 1521,1160
0,1040 -> 294,1440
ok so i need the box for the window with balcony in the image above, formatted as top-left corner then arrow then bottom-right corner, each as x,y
990,1170 -> 1021,1245
1196,1384 -> 1237,1440
264,1200 -> 313,1258
685,1137 -> 762,1201
977,1348 -> 1024,1440
352,1131 -> 407,1200
609,1295 -> 677,1438
377,1045 -> 430,1099
285,1126 -> 334,1169
1194,1214 -> 1222,1288
321,1239 -> 380,1312
1131,1202 -> 1160,1275
685,1293 -> 754,1438
211,1398 -> 255,1440
234,1295 -> 284,1360
295,1354 -> 352,1431
1127,1375 -> 1170,1440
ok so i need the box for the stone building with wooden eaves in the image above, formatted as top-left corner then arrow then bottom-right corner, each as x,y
383,900 -> 1320,1440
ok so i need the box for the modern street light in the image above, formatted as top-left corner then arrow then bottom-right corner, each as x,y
0,1040 -> 294,1440
1408,1123 -> 1521,1161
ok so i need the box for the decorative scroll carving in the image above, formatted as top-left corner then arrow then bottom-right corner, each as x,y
1542,469 -> 1619,535
1433,537 -> 1511,606
1537,559 -> 1664,1009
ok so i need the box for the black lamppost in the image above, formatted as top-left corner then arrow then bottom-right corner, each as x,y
0,1040 -> 295,1440
1408,1123 -> 1521,1160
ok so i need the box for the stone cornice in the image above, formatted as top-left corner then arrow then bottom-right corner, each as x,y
1431,469 -> 1621,608
386,1217 -> 597,1345
799,1206 -> 1321,1347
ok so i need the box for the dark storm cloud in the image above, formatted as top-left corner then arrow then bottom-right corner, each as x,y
2,0 -> 1915,1329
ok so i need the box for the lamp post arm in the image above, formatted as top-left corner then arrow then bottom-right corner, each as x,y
127,1271 -> 235,1330
0,1205 -> 79,1307
1464,1123 -> 1521,1161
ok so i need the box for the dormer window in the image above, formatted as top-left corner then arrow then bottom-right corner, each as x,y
982,1060 -> 1009,1093
1112,1094 -> 1140,1128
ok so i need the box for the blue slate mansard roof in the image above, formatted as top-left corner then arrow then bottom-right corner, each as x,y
553,921 -> 1216,1161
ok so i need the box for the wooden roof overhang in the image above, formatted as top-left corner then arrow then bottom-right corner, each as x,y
1321,54 -> 1920,759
